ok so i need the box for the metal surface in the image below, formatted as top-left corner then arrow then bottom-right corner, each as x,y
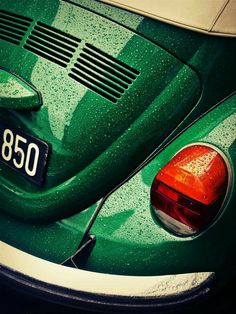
0,0 -> 235,222
85,94 -> 236,284
0,241 -> 214,312
0,1 -> 235,310
0,0 -> 201,221
0,67 -> 41,110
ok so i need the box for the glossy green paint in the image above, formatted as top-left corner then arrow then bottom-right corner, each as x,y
86,94 -> 236,284
0,0 -> 235,281
80,0 -> 236,132
0,68 -> 41,110
0,201 -> 100,263
0,0 -> 202,220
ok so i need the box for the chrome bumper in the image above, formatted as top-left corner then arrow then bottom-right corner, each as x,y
0,241 -> 214,312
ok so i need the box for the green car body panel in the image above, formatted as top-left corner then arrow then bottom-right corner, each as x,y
0,0 -> 235,294
0,68 -> 42,110
87,94 -> 236,285
0,0 -> 204,221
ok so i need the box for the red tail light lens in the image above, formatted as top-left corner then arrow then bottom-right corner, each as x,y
151,145 -> 228,235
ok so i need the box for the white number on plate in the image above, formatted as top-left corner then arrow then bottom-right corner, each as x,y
1,129 -> 40,177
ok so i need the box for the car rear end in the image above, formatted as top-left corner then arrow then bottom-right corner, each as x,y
0,0 -> 235,312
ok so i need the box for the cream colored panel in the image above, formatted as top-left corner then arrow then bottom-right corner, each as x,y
212,0 -> 236,35
101,0 -> 236,36
0,241 -> 213,298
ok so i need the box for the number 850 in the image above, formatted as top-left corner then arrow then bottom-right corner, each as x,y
1,129 -> 40,177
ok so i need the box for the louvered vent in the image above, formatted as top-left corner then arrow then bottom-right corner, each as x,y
0,10 -> 32,45
69,43 -> 139,103
24,22 -> 81,68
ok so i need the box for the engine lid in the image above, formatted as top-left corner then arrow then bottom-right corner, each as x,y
0,0 -> 200,220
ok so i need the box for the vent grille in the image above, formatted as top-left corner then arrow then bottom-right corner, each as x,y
24,22 -> 81,68
1,10 -> 140,103
69,43 -> 139,103
0,10 -> 32,45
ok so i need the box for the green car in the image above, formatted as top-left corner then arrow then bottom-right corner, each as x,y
0,0 -> 235,311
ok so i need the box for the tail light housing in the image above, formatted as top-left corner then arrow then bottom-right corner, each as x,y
151,145 -> 229,236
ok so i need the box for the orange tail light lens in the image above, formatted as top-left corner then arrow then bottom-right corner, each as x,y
151,145 -> 228,235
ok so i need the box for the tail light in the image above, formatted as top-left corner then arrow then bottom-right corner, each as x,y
151,145 -> 229,236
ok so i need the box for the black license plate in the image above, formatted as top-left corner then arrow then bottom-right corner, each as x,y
0,122 -> 49,185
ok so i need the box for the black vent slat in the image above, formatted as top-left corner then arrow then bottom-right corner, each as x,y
0,23 -> 25,36
24,44 -> 67,68
70,44 -> 139,103
37,21 -> 81,43
83,47 -> 136,80
69,73 -> 118,103
25,39 -> 70,63
0,10 -> 32,45
24,22 -> 81,67
31,30 -> 76,52
80,52 -> 132,84
0,15 -> 30,27
28,35 -> 73,58
0,10 -> 33,23
0,29 -> 22,41
0,13 -> 32,27
86,43 -> 139,75
77,57 -> 129,89
71,68 -> 121,99
34,24 -> 79,48
0,34 -> 19,45
0,19 -> 28,31
74,62 -> 125,94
